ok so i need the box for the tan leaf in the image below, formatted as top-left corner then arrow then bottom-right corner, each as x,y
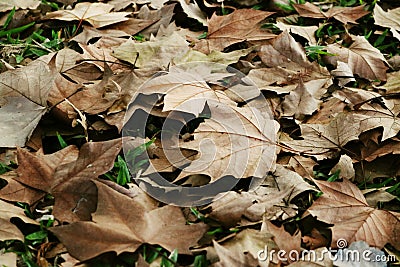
0,199 -> 38,241
0,251 -> 16,267
307,178 -> 400,250
294,3 -> 369,24
330,61 -> 356,87
194,9 -> 275,53
0,0 -> 40,12
212,229 -> 275,267
373,5 -> 400,31
137,4 -> 175,38
325,35 -> 388,81
329,154 -> 355,180
178,0 -> 207,26
275,21 -> 318,45
179,103 -> 278,181
44,2 -> 130,28
362,187 -> 397,207
51,181 -> 207,261
112,32 -> 189,69
283,112 -> 360,160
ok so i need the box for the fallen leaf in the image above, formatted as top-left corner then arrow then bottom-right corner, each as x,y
373,5 -> 400,34
362,187 -> 397,207
178,0 -> 207,26
329,154 -> 355,180
0,199 -> 38,241
0,251 -> 16,267
44,2 -> 131,28
283,112 -> 361,160
275,21 -> 318,45
307,178 -> 400,250
325,35 -> 388,81
112,32 -> 189,69
137,4 -> 175,38
294,3 -> 369,24
51,180 -> 207,261
0,0 -> 40,12
194,9 -> 275,53
0,58 -> 56,147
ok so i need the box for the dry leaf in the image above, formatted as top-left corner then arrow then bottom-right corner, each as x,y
325,35 -> 388,81
307,178 -> 400,250
0,199 -> 38,241
178,0 -> 207,26
275,21 -> 318,45
51,180 -> 207,261
0,0 -> 40,12
373,5 -> 400,32
194,9 -> 275,53
44,2 -> 130,28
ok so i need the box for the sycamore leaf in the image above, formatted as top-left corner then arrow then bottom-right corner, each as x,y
0,59 -> 56,147
44,2 -> 130,28
212,229 -> 274,267
0,199 -> 38,241
325,35 -> 388,81
178,0 -> 207,26
307,178 -> 400,250
179,103 -> 278,181
283,112 -> 360,160
51,181 -> 207,261
294,3 -> 369,24
193,9 -> 275,53
0,0 -> 40,12
4,140 -> 121,222
373,5 -> 400,31
275,21 -> 318,45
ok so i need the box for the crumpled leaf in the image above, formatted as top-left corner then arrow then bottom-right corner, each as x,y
0,0 -> 40,12
325,35 -> 388,81
294,3 -> 369,24
51,180 -> 207,261
307,178 -> 400,250
0,199 -> 38,241
194,9 -> 275,53
44,2 -> 130,28
0,58 -> 56,147
275,21 -> 318,45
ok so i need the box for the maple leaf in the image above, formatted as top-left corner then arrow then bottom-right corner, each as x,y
0,199 -> 38,241
0,58 -> 56,147
50,180 -> 207,261
307,178 -> 400,250
275,21 -> 318,45
2,139 -> 121,222
44,2 -> 130,28
325,35 -> 388,81
373,5 -> 400,35
294,2 -> 369,24
193,9 -> 275,54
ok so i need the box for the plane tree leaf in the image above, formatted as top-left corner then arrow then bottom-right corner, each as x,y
307,178 -> 400,250
325,35 -> 388,81
0,199 -> 38,241
0,59 -> 56,147
44,2 -> 131,28
1,139 -> 121,222
193,9 -> 275,54
50,180 -> 207,261
0,0 -> 40,12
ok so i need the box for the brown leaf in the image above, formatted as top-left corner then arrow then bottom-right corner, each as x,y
283,112 -> 361,160
44,2 -> 130,28
294,3 -> 369,24
325,35 -> 388,81
51,180 -> 207,261
212,229 -> 275,267
194,9 -> 275,53
0,199 -> 38,241
307,178 -> 400,250
373,5 -> 400,31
